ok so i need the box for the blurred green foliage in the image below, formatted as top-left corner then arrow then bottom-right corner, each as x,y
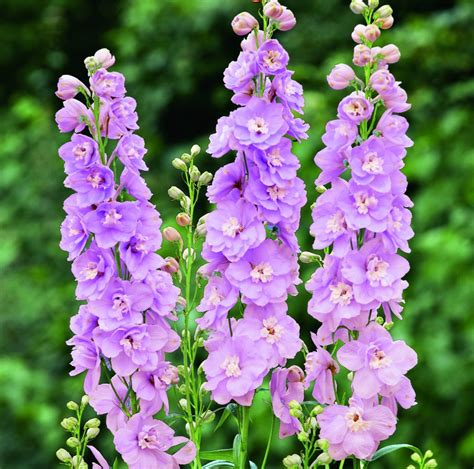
0,0 -> 473,467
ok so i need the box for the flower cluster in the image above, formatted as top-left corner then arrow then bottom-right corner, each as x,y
304,2 -> 418,462
56,49 -> 195,468
200,0 -> 307,415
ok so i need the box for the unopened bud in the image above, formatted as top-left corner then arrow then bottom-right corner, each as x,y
168,186 -> 185,200
56,449 -> 72,462
199,383 -> 209,396
384,321 -> 394,331
425,460 -> 438,468
375,5 -> 393,18
196,223 -> 207,238
180,196 -> 191,212
309,417 -> 318,429
316,185 -> 327,194
425,450 -> 434,458
263,1 -> 285,19
315,453 -> 332,465
61,417 -> 78,431
283,454 -> 302,468
317,439 -> 329,451
81,395 -> 89,407
179,399 -> 189,411
178,384 -> 187,394
350,0 -> 367,14
364,24 -> 381,42
176,296 -> 187,310
232,12 -> 259,36
368,0 -> 379,8
183,248 -> 196,261
202,410 -> 215,423
347,371 -> 354,382
190,144 -> 201,157
289,400 -> 302,410
86,427 -> 100,440
71,455 -> 88,469
289,408 -> 303,418
198,171 -> 213,186
189,166 -> 201,182
378,15 -> 394,29
407,466 -> 416,469
172,158 -> 187,171
163,227 -> 182,243
176,212 -> 191,227
84,418 -> 100,429
297,431 -> 309,443
66,437 -> 81,448
410,453 -> 421,463
311,405 -> 324,416
66,401 -> 79,411
299,251 -> 321,264
163,257 -> 180,274
181,153 -> 192,163
375,316 -> 384,325
196,337 -> 205,347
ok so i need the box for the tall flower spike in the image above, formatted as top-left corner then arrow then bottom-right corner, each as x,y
56,51 -> 194,468
306,1 -> 417,462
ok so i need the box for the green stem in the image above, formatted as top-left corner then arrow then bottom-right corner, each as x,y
339,459 -> 346,468
260,413 -> 275,469
238,406 -> 250,469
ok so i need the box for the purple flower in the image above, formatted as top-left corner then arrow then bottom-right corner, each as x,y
114,414 -> 196,468
341,239 -> 410,305
207,159 -> 245,203
208,115 -> 237,158
95,324 -> 174,376
59,134 -> 99,174
120,169 -> 152,202
382,84 -> 411,113
196,275 -> 239,330
116,134 -> 148,173
257,39 -> 289,75
318,396 -> 396,460
106,97 -> 139,139
64,164 -> 115,207
88,279 -> 153,330
202,334 -> 268,405
249,138 -> 300,185
376,110 -> 413,148
348,136 -> 401,192
56,75 -> 90,100
272,71 -> 304,113
224,51 -> 258,92
145,270 -> 180,318
380,194 -> 414,253
369,69 -> 396,96
90,69 -> 126,99
234,303 -> 301,367
270,366 -> 305,438
205,199 -> 266,261
306,255 -> 365,332
337,322 -> 417,398
55,99 -> 92,133
285,114 -> 310,141
380,375 -> 417,415
66,334 -> 101,393
70,305 -> 98,339
310,180 -> 352,256
337,92 -> 373,124
314,148 -> 348,186
84,201 -> 140,249
225,239 -> 298,307
232,97 -> 288,150
304,344 -> 339,405
321,119 -> 358,150
60,213 -> 89,260
71,242 -> 116,300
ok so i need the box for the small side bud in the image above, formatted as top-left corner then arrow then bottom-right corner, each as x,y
231,12 -> 259,36
178,399 -> 189,411
375,5 -> 393,18
61,417 -> 78,431
189,166 -> 201,182
198,171 -> 213,186
299,251 -> 322,264
317,439 -> 329,451
384,321 -> 394,331
315,453 -> 333,465
411,453 -> 422,463
163,257 -> 180,274
81,395 -> 89,407
181,153 -> 192,163
283,454 -> 302,468
168,186 -> 185,200
190,144 -> 201,157
350,0 -> 368,14
368,0 -> 379,8
375,316 -> 384,325
66,437 -> 81,448
86,427 -> 100,440
172,158 -> 187,171
297,431 -> 309,443
183,248 -> 196,261
178,384 -> 187,395
311,405 -> 324,416
176,213 -> 191,227
425,460 -> 438,468
347,371 -> 354,382
425,450 -> 434,459
84,418 -> 100,429
316,185 -> 327,194
378,15 -> 394,29
163,227 -> 182,243
56,448 -> 72,462
201,410 -> 216,424
66,401 -> 79,411
180,196 -> 191,212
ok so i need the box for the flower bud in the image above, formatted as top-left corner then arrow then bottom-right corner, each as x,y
172,158 -> 187,171
316,185 -> 327,194
289,408 -> 303,418
347,371 -> 354,381
86,427 -> 100,440
289,400 -> 302,410
378,15 -> 394,29
81,395 -> 90,407
364,24 -> 381,42
407,466 -> 416,469
375,316 -> 384,325
425,460 -> 438,468
56,448 -> 72,462
288,366 -> 305,383
183,248 -> 196,261
264,1 -> 285,19
176,296 -> 187,310
368,0 -> 379,8
317,439 -> 329,451
311,405 -> 324,416
231,12 -> 259,36
353,44 -> 372,67
163,257 -> 180,274
299,251 -> 321,264
168,186 -> 185,201
180,196 -> 191,212
277,8 -> 296,32
410,453 -> 421,463
181,152 -> 192,164
380,44 -> 401,64
61,417 -> 78,431
71,455 -> 88,469
327,64 -> 356,90
350,0 -> 368,14
316,453 -> 332,465
84,418 -> 100,429
425,450 -> 434,458
56,75 -> 89,100
84,48 -> 115,73
163,227 -> 182,242
351,24 -> 367,44
297,431 -> 309,443
178,399 -> 189,411
384,321 -> 394,330
178,384 -> 187,394
66,401 -> 79,411
176,212 -> 191,227
196,223 -> 207,238
198,171 -> 213,186
190,144 -> 201,157
309,417 -> 318,429
376,5 -> 393,18
201,410 -> 216,424
189,166 -> 201,182
66,437 -> 81,448
283,454 -> 302,468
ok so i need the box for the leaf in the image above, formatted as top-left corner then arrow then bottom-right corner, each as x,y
203,461 -> 235,468
112,458 -> 120,469
214,403 -> 238,432
371,444 -> 422,461
232,434 -> 241,466
249,461 -> 258,468
200,449 -> 234,462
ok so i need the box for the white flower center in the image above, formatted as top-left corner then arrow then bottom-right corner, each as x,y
221,355 -> 241,378
222,217 -> 243,238
362,151 -> 383,174
250,262 -> 274,283
74,144 -> 89,160
87,171 -> 105,189
103,209 -> 122,225
247,117 -> 269,135
268,185 -> 286,201
120,335 -> 142,353
112,294 -> 131,317
346,409 -> 370,432
264,50 -> 282,70
354,192 -> 378,215
369,349 -> 392,369
268,148 -> 283,167
344,100 -> 368,118
329,282 -> 353,306
81,262 -> 99,280
208,286 -> 223,306
366,255 -> 390,286
325,211 -> 346,234
260,316 -> 284,344
138,430 -> 159,450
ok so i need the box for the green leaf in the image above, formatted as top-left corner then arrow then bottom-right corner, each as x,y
203,461 -> 235,468
232,434 -> 241,466
200,449 -> 234,462
112,458 -> 120,469
214,403 -> 238,433
371,444 -> 422,461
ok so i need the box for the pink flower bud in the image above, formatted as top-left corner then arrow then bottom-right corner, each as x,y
163,227 -> 182,243
231,12 -> 259,36
353,44 -> 372,67
351,24 -> 367,44
350,0 -> 368,14
263,0 -> 285,19
378,15 -> 394,29
277,8 -> 297,31
364,24 -> 380,42
287,366 -> 305,383
241,29 -> 265,52
327,64 -> 356,90
369,69 -> 395,95
176,212 -> 191,227
380,44 -> 400,64
94,48 -> 115,69
163,257 -> 180,274
56,75 -> 89,100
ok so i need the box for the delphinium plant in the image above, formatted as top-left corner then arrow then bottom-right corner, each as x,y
54,1 -> 437,468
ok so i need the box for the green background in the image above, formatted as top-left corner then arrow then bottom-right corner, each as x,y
0,0 -> 473,467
